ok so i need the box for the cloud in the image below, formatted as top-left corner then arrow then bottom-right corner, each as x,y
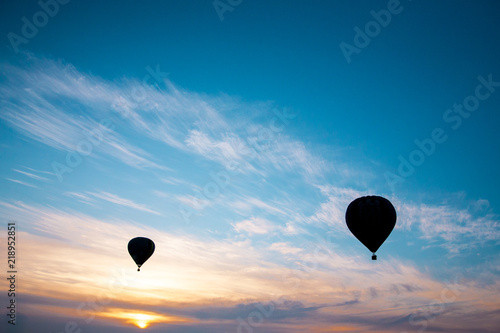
185,130 -> 250,170
269,242 -> 303,255
85,191 -> 162,215
176,194 -> 211,210
257,137 -> 326,178
64,192 -> 96,205
152,190 -> 169,198
308,186 -> 365,232
1,56 -> 334,185
394,198 -> 500,253
0,91 -> 164,173
233,217 -> 276,235
281,222 -> 302,235
103,134 -> 170,170
5,178 -> 38,188
0,59 -> 175,171
228,195 -> 288,216
13,168 -> 50,181
0,89 -> 86,151
158,177 -> 186,185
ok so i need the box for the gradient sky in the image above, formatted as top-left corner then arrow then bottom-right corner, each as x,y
1,1 -> 499,332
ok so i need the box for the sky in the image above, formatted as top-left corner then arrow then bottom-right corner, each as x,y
0,0 -> 499,332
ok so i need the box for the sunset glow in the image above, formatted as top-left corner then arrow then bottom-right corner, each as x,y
126,313 -> 158,328
97,308 -> 193,329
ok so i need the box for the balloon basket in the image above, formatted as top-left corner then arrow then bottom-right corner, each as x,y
372,254 -> 377,260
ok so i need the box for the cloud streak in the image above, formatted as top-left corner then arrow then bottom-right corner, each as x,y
85,191 -> 162,215
0,56 -> 333,183
5,178 -> 38,188
13,168 -> 50,182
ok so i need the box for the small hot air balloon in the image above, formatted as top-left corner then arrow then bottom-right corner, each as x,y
345,196 -> 396,260
128,237 -> 155,271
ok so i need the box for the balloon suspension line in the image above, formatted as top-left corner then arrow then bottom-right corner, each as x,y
372,253 -> 377,260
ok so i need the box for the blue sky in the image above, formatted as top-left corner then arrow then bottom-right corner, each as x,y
1,0 -> 499,332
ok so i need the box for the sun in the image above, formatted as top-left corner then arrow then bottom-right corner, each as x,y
96,307 -> 194,328
129,313 -> 154,329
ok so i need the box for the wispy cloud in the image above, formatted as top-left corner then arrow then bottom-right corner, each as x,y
152,190 -> 169,198
103,135 -> 168,170
1,96 -> 85,151
64,192 -> 96,205
233,217 -> 276,235
22,166 -> 55,175
158,177 -> 186,185
308,185 -> 365,233
5,178 -> 39,188
398,200 -> 500,253
268,242 -> 303,255
0,56 -> 335,185
176,194 -> 211,210
228,195 -> 288,216
256,136 -> 327,177
0,59 -> 173,171
86,191 -> 161,215
13,168 -> 50,181
185,129 -> 255,172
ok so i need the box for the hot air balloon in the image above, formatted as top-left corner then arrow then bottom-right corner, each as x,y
128,237 -> 155,271
345,196 -> 396,260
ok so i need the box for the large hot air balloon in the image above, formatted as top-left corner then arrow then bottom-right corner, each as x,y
128,237 -> 155,271
345,196 -> 396,260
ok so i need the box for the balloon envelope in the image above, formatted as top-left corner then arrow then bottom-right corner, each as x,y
128,237 -> 155,271
345,196 -> 396,259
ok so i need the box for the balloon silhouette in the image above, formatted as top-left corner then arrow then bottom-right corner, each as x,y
128,237 -> 155,271
345,196 -> 396,260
